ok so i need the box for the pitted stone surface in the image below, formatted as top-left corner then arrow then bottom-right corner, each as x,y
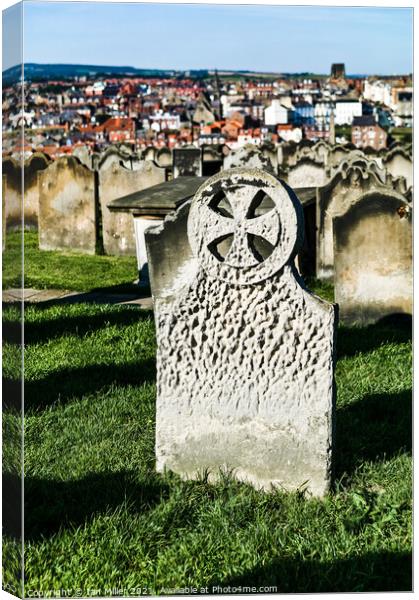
152,168 -> 336,497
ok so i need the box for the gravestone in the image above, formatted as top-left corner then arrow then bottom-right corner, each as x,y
95,146 -> 133,171
334,193 -> 412,325
99,160 -> 166,256
2,157 -> 21,230
156,147 -> 172,168
223,145 -> 275,173
143,146 -> 157,162
287,157 -> 327,188
24,152 -> 52,229
72,145 -> 92,168
173,148 -> 202,178
382,147 -> 413,189
38,156 -> 97,254
316,165 -> 407,280
150,168 -> 337,497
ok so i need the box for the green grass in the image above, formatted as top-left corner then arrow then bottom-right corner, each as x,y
2,295 -> 412,595
2,232 -> 138,292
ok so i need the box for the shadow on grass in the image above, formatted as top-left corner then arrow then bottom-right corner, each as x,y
2,377 -> 22,413
213,550 -> 412,592
2,304 -> 154,345
337,315 -> 412,359
335,389 -> 412,480
5,471 -> 169,541
2,316 -> 22,346
17,357 -> 156,411
24,306 -> 153,345
2,472 -> 22,542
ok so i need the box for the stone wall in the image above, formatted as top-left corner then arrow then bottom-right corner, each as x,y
38,156 -> 97,254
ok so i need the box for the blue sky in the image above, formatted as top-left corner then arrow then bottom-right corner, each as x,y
3,2 -> 413,74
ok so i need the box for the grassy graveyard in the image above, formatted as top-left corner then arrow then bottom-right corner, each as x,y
2,232 -> 412,594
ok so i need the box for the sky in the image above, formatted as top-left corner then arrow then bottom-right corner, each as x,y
2,1 -> 414,74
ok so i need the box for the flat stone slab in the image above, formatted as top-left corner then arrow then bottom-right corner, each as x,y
107,176 -> 209,216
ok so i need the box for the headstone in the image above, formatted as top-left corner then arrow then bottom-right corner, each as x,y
23,152 -> 51,229
334,192 -> 412,325
223,144 -> 275,172
2,157 -> 21,230
96,146 -> 133,171
328,153 -> 387,185
38,156 -> 97,254
316,165 -> 407,280
150,168 -> 337,497
382,147 -> 413,189
99,160 -> 166,256
72,145 -> 92,168
143,146 -> 157,162
156,147 -> 172,168
3,154 -> 51,231
286,157 -> 327,188
173,148 -> 202,178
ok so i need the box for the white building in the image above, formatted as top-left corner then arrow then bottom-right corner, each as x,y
335,100 -> 362,125
264,100 -> 289,126
149,110 -> 181,131
363,80 -> 392,107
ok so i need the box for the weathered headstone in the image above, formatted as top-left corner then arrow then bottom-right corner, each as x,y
286,157 -> 327,188
2,157 -> 21,231
334,192 -> 412,325
99,160 -> 165,256
72,145 -> 92,168
23,152 -> 51,229
316,165 -> 407,280
143,146 -> 157,162
151,168 -> 337,497
173,148 -> 203,178
95,146 -> 133,171
38,156 -> 97,254
382,147 -> 413,189
223,144 -> 275,172
156,147 -> 172,168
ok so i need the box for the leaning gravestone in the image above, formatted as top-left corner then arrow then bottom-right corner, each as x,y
38,156 -> 97,254
333,193 -> 412,325
173,148 -> 202,178
151,168 -> 337,497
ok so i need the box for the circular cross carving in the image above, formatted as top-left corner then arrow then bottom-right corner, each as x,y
188,168 -> 301,285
